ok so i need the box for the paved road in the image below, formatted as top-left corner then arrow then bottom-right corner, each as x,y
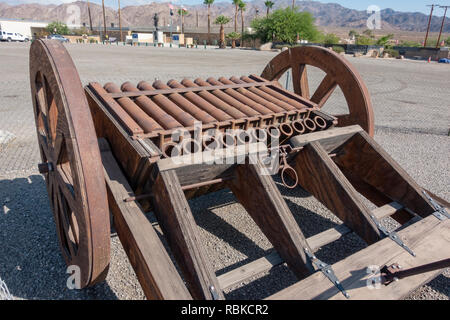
0,42 -> 448,300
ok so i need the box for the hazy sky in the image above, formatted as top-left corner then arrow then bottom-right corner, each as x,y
0,0 -> 446,16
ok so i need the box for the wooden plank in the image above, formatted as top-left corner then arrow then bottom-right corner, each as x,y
333,131 -> 436,217
217,203 -> 403,290
218,252 -> 283,290
100,145 -> 191,300
86,87 -> 151,190
107,80 -> 280,98
227,161 -> 314,280
293,141 -> 381,244
155,142 -> 267,186
157,142 -> 266,172
268,213 -> 450,300
290,125 -> 363,153
337,166 -> 413,224
151,166 -> 224,300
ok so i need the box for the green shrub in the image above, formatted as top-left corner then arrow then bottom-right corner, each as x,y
323,33 -> 340,45
251,8 -> 322,44
332,46 -> 344,54
384,48 -> 400,58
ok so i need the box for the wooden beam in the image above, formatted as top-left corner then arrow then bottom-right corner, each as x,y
290,125 -> 363,153
217,202 -> 403,290
151,165 -> 223,300
268,213 -> 449,300
154,142 -> 266,186
337,166 -> 413,224
293,141 -> 381,244
227,161 -> 314,280
100,144 -> 191,300
333,131 -> 436,217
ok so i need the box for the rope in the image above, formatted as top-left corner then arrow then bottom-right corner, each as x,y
0,277 -> 13,300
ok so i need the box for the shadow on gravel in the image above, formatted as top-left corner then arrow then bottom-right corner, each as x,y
0,174 -> 117,300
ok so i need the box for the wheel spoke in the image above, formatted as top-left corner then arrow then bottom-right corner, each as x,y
37,133 -> 52,162
311,74 -> 337,108
53,133 -> 64,164
35,73 -> 48,116
334,114 -> 353,127
56,190 -> 77,257
54,167 -> 77,210
291,64 -> 310,99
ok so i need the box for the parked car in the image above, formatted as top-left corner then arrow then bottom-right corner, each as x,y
0,31 -> 30,42
47,34 -> 69,43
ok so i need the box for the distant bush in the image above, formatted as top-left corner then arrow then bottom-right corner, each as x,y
46,21 -> 69,35
376,34 -> 394,46
384,48 -> 400,58
323,33 -> 340,45
355,36 -> 375,45
398,40 -> 421,47
332,46 -> 344,54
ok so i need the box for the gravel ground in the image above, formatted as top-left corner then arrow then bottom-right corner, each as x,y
0,42 -> 448,300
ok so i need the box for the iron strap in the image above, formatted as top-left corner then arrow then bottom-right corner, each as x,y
370,215 -> 416,257
422,191 -> 450,221
209,285 -> 220,300
304,248 -> 350,299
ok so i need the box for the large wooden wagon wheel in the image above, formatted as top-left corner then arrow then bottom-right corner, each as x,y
30,40 -> 110,288
261,46 -> 375,136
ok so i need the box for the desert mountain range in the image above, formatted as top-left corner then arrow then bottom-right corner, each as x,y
0,1 -> 448,33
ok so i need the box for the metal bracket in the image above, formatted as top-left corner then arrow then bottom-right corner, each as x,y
423,191 -> 450,221
304,248 -> 350,299
209,285 -> 220,300
370,215 -> 416,257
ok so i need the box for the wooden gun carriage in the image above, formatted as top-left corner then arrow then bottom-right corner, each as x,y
30,40 -> 450,300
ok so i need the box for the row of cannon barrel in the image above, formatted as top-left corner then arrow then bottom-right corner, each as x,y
159,114 -> 328,158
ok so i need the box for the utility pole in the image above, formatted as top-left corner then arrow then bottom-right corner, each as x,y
86,0 -> 93,32
424,4 -> 440,47
436,6 -> 449,47
196,11 -> 199,28
118,0 -> 123,42
102,0 -> 107,40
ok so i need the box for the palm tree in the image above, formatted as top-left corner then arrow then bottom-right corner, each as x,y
292,0 -> 295,10
239,1 -> 246,47
264,1 -> 274,17
204,0 -> 214,44
214,15 -> 231,48
232,0 -> 240,32
226,32 -> 241,48
101,0 -> 107,40
178,8 -> 188,34
118,0 -> 122,42
86,0 -> 93,31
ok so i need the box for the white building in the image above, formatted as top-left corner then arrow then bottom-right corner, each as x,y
0,19 -> 48,38
0,19 -> 82,38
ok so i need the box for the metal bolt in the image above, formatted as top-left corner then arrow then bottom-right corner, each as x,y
38,162 -> 53,174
